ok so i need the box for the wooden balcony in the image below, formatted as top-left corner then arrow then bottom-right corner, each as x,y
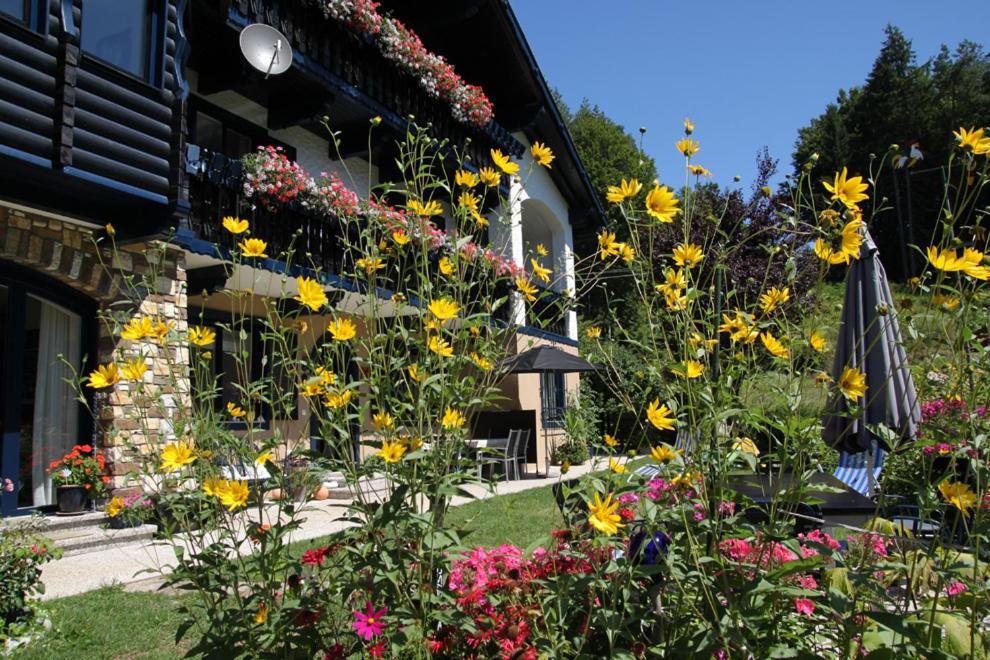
185,148 -> 349,277
223,0 -> 524,168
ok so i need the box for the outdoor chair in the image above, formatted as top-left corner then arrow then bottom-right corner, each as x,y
483,430 -> 519,481
513,429 -> 531,479
833,447 -> 886,497
886,503 -> 944,540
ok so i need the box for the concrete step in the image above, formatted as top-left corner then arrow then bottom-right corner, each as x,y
325,475 -> 391,500
0,510 -> 109,533
46,523 -> 159,557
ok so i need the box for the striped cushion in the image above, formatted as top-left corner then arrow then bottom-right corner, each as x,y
833,448 -> 885,496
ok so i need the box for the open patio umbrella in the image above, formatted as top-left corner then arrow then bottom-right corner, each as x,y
496,345 -> 597,476
497,345 -> 598,374
823,231 -> 921,490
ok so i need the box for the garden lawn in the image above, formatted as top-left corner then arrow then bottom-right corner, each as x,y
446,483 -> 564,550
15,586 -> 194,659
15,483 -> 563,659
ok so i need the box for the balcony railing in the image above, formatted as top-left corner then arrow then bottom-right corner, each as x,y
528,287 -> 568,337
185,147 -> 350,276
229,0 -> 524,166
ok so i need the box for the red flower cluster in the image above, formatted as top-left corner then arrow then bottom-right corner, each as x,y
241,146 -> 309,209
47,443 -> 109,495
301,543 -> 342,567
430,542 -> 607,658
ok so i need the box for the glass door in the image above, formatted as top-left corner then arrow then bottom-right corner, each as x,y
0,278 -> 87,516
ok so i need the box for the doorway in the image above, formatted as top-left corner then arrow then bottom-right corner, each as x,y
0,267 -> 94,516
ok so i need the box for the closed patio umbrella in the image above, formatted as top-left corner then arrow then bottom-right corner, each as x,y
823,231 -> 921,492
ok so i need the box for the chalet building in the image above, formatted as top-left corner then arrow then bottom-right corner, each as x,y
0,0 -> 603,515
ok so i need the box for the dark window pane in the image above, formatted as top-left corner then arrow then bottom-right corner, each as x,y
224,129 -> 252,159
0,0 -> 27,22
194,112 -> 224,153
81,0 -> 150,78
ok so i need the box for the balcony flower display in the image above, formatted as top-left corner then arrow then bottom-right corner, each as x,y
304,171 -> 361,219
316,0 -> 495,127
241,146 -> 308,210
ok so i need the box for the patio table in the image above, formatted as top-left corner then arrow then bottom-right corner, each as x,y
466,438 -> 508,478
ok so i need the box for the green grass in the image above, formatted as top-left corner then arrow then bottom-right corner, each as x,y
446,483 -> 564,550
14,485 -> 564,659
16,586 -> 193,659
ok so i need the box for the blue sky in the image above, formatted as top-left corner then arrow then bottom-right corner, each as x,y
513,1 -> 990,190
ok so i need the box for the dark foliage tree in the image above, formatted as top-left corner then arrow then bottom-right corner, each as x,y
793,25 -> 990,281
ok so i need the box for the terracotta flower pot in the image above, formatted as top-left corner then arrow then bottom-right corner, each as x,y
56,485 -> 87,514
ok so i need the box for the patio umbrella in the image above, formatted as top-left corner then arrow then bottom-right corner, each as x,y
823,230 -> 921,457
497,345 -> 598,374
496,345 -> 597,476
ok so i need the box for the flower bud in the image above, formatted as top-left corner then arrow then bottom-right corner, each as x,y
370,116 -> 382,126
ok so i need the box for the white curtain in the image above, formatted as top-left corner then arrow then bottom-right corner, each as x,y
31,300 -> 80,506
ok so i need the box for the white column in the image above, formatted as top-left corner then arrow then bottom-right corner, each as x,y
507,178 -> 526,326
561,223 -> 578,340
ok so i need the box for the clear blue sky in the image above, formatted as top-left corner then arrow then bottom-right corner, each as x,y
513,1 -> 990,190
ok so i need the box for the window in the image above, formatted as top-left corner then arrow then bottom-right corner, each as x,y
0,0 -> 29,24
540,372 -> 566,429
189,98 -> 296,160
81,0 -> 156,80
0,266 -> 94,517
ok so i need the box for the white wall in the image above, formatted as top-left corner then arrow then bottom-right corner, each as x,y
493,133 -> 577,340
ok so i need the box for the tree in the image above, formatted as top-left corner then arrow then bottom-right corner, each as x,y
563,99 -> 658,234
556,97 -> 657,322
792,25 -> 990,281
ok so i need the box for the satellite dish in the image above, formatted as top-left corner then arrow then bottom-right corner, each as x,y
239,23 -> 293,78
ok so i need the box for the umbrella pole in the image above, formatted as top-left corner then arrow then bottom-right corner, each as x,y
866,446 -> 875,498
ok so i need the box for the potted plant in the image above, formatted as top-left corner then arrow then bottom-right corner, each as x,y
46,444 -> 109,514
106,493 -> 153,529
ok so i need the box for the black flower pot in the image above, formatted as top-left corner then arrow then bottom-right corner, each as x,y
108,515 -> 141,530
57,485 -> 87,514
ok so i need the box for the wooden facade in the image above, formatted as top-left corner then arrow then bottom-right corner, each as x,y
0,0 -> 185,227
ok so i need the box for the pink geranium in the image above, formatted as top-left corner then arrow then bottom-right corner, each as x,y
353,601 -> 388,641
945,580 -> 968,597
794,598 -> 815,616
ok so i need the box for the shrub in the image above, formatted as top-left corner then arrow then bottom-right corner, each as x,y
71,116 -> 990,658
552,439 -> 590,466
0,516 -> 60,648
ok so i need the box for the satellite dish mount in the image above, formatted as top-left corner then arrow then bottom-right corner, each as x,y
239,23 -> 293,78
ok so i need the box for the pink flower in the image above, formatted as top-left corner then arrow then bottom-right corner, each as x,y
945,580 -> 968,597
353,601 -> 388,641
794,598 -> 815,616
799,529 -> 840,551
797,575 -> 818,590
719,538 -> 754,562
617,492 -> 639,505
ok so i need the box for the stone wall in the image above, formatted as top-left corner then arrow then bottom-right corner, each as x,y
0,204 -> 190,492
